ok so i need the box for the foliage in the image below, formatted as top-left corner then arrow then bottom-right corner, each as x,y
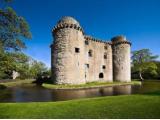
132,49 -> 158,64
0,6 -> 32,51
0,51 -> 49,79
29,60 -> 49,79
142,62 -> 158,79
0,0 -> 51,80
0,91 -> 160,118
154,61 -> 160,79
0,51 -> 28,79
131,49 -> 159,80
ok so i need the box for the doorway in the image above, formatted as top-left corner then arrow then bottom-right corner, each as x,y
99,73 -> 104,78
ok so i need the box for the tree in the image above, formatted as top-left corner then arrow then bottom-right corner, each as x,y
0,7 -> 32,51
29,60 -> 48,79
0,1 -> 50,80
131,49 -> 159,81
0,0 -> 32,51
154,61 -> 160,79
0,51 -> 30,79
0,51 -> 50,79
0,0 -> 33,79
10,52 -> 30,79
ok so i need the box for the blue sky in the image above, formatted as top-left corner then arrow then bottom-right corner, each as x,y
9,0 -> 160,67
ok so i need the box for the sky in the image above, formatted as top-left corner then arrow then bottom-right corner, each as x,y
6,0 -> 160,67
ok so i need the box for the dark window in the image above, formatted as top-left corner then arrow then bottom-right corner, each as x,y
75,48 -> 80,53
104,53 -> 107,59
85,64 -> 89,68
99,73 -> 104,78
104,55 -> 107,59
102,65 -> 106,69
88,50 -> 92,57
104,45 -> 108,50
85,40 -> 89,45
104,52 -> 107,59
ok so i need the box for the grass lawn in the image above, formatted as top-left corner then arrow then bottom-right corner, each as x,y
0,79 -> 141,89
0,90 -> 160,119
42,81 -> 141,89
0,79 -> 34,87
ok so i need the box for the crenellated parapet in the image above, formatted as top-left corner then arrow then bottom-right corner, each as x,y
52,16 -> 84,34
112,41 -> 131,46
84,35 -> 112,45
111,35 -> 131,46
52,23 -> 84,34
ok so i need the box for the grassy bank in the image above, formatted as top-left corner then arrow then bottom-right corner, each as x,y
0,79 -> 141,89
42,81 -> 141,89
0,79 -> 34,87
0,90 -> 159,119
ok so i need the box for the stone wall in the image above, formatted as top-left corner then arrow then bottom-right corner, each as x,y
112,36 -> 131,82
84,36 -> 113,82
52,21 -> 85,84
51,16 -> 131,85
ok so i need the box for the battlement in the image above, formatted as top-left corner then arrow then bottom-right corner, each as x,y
84,35 -> 112,45
52,16 -> 84,34
111,35 -> 131,46
52,23 -> 84,34
112,41 -> 131,46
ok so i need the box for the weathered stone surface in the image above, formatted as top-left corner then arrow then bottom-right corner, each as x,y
112,36 -> 131,82
51,17 -> 131,85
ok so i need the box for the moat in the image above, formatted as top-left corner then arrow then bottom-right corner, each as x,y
0,81 -> 159,102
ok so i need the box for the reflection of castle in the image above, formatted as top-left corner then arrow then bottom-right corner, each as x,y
51,16 -> 131,85
51,85 -> 132,101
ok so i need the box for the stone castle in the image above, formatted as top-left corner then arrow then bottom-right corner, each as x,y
51,16 -> 131,85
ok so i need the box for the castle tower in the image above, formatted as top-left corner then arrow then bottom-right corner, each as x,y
51,16 -> 86,84
112,36 -> 131,82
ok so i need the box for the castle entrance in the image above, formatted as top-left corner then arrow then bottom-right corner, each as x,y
99,73 -> 104,79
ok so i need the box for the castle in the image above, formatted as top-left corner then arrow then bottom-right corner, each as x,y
51,16 -> 131,85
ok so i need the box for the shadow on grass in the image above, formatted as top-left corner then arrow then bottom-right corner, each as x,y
142,90 -> 160,96
0,85 -> 7,89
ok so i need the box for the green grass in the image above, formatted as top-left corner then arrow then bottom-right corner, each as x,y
0,79 -> 34,87
0,79 -> 141,89
0,91 -> 160,119
42,81 -> 141,89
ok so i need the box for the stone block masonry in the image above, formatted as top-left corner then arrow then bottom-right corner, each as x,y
51,16 -> 131,85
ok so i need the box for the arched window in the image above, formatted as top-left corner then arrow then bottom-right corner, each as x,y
99,73 -> 104,78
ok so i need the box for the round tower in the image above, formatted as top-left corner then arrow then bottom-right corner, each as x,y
51,16 -> 86,84
112,36 -> 131,82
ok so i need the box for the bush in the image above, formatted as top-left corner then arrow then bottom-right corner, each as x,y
33,72 -> 52,85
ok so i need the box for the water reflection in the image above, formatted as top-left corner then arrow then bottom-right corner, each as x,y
114,85 -> 132,95
0,81 -> 159,102
11,86 -> 52,102
52,89 -> 87,101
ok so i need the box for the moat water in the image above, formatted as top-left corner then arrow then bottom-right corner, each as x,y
0,81 -> 160,102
